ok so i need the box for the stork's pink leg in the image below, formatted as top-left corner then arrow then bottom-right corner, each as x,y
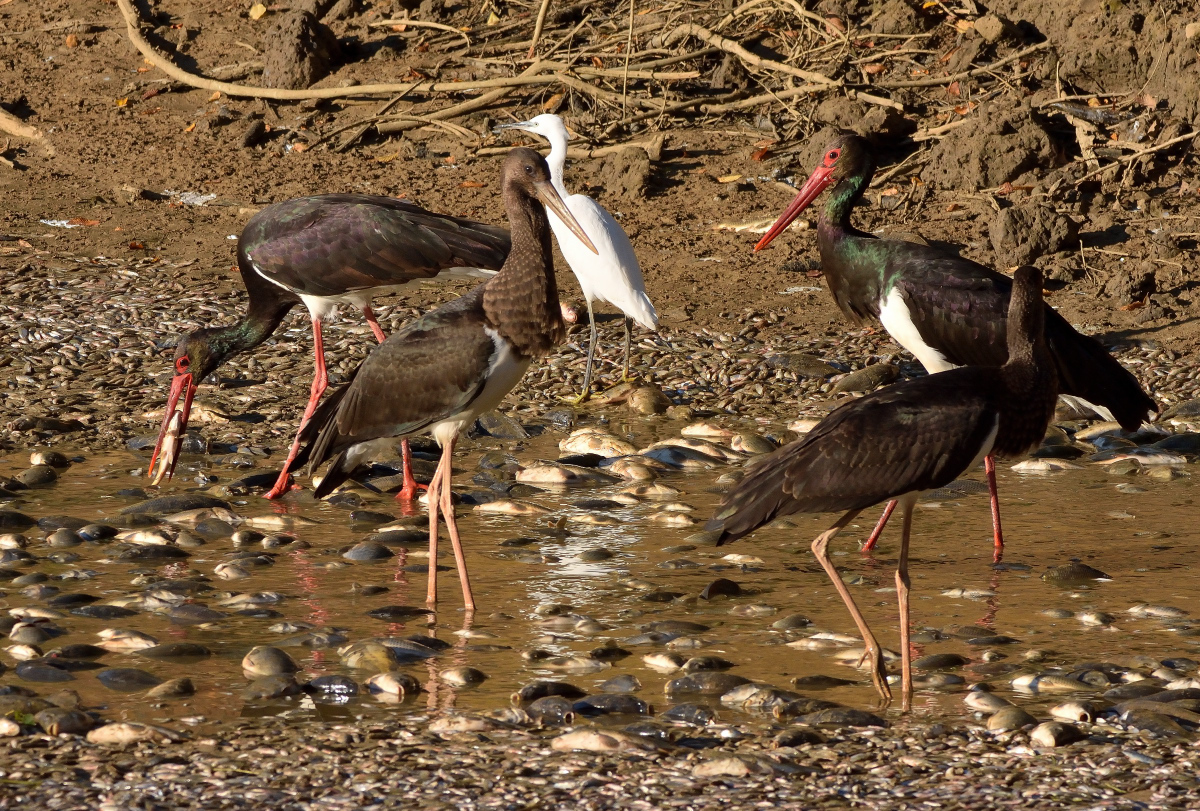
861,500 -> 896,553
362,305 -> 428,504
985,454 -> 1004,563
265,318 -> 328,500
362,304 -> 387,344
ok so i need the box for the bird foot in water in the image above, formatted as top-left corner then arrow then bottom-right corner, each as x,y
395,481 -> 430,502
263,477 -> 300,500
564,391 -> 592,407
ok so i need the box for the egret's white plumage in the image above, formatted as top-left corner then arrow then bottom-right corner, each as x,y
498,114 -> 657,398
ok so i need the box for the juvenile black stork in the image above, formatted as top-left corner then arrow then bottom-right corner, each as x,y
708,266 -> 1058,705
296,148 -> 597,611
754,133 -> 1155,559
148,194 -> 511,501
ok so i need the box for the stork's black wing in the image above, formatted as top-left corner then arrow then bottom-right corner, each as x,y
240,195 -> 511,297
710,370 -> 1001,545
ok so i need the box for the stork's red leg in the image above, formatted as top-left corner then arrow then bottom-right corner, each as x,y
861,500 -> 897,553
984,454 -> 1004,563
265,319 -> 328,500
362,304 -> 387,344
396,439 -> 429,505
361,305 -> 428,505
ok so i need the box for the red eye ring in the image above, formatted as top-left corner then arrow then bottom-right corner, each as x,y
176,356 -> 190,373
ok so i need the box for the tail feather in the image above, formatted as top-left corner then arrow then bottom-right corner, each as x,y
312,450 -> 355,499
707,454 -> 801,546
1046,312 -> 1157,430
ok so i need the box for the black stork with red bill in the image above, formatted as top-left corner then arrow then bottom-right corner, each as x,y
708,266 -> 1059,706
754,133 -> 1155,560
148,194 -> 511,501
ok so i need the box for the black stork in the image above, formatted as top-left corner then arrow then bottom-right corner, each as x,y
708,266 -> 1058,705
754,133 -> 1155,560
296,147 -> 597,611
148,194 -> 511,501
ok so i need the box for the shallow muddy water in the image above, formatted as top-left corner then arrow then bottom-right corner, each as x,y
2,415 -> 1198,734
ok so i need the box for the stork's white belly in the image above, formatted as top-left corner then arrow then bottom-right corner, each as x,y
431,327 -> 530,447
877,287 -> 956,374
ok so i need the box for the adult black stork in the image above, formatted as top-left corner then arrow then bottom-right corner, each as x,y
708,266 -> 1058,705
296,148 -> 597,611
148,194 -> 511,501
754,133 -> 1155,560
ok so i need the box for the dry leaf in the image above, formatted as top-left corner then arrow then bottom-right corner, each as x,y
945,203 -> 960,212
1136,93 -> 1157,109
947,81 -> 961,97
753,138 -> 777,148
67,218 -> 100,227
443,155 -> 457,165
460,181 -> 487,188
208,91 -> 221,102
184,122 -> 196,133
115,98 -> 128,107
861,63 -> 886,75
879,187 -> 899,196
127,241 -> 146,250
591,56 -> 604,69
1120,299 -> 1145,311
65,33 -> 79,48
688,166 -> 707,175
249,3 -> 267,20
373,152 -> 398,163
939,47 -> 959,64
136,66 -> 150,73
997,182 -> 1014,195
717,174 -> 743,183
751,147 -> 771,161
541,93 -> 564,112
142,87 -> 161,100
954,19 -> 974,33
824,16 -> 845,33
292,142 -> 308,152
486,11 -> 500,24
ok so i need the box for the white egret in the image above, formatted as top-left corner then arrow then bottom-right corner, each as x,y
496,114 -> 658,402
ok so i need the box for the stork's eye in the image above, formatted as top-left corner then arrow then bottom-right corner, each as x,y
524,164 -> 534,175
175,357 -> 190,374
825,148 -> 841,166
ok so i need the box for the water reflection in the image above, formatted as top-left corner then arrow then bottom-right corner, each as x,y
1,431 -> 1198,728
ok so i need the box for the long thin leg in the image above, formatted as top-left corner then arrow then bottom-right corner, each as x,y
362,304 -> 387,344
896,497 -> 914,710
984,454 -> 1004,563
811,508 -> 892,703
573,299 -> 598,405
439,436 -> 475,612
425,447 -> 445,609
621,316 -> 633,382
265,318 -> 327,500
861,500 -> 896,553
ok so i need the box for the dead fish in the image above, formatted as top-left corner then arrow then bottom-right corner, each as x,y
681,421 -> 734,439
97,628 -> 159,652
241,514 -> 319,531
474,499 -> 552,516
941,588 -> 997,600
163,506 -> 242,526
144,402 -> 230,424
559,428 -> 637,457
1011,459 -> 1083,473
1012,673 -> 1092,694
150,410 -> 183,486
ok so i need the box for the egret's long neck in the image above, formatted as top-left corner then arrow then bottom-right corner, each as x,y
542,129 -> 570,196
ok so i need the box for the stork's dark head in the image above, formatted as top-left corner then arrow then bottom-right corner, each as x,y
754,133 -> 873,251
